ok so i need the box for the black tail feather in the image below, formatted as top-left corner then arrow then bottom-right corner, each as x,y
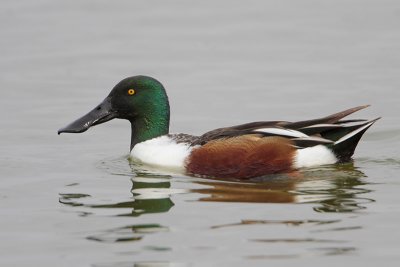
331,118 -> 380,162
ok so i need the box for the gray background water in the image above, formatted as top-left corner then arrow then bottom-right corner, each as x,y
1,0 -> 400,266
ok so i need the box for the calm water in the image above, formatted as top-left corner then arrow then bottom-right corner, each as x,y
1,0 -> 400,266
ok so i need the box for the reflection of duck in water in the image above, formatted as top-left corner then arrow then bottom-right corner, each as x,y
59,75 -> 379,179
304,164 -> 374,213
127,177 -> 176,216
192,177 -> 297,203
60,160 -> 372,216
191,163 -> 373,213
59,172 -> 176,217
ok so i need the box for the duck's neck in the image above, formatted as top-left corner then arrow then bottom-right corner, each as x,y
130,104 -> 170,151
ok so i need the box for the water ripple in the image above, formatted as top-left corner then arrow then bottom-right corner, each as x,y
251,238 -> 346,243
87,224 -> 169,243
211,219 -> 340,229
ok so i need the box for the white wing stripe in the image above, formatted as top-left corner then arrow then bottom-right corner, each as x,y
254,128 -> 309,138
293,136 -> 333,144
300,124 -> 341,129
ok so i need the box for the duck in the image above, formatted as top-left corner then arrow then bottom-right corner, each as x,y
58,75 -> 379,179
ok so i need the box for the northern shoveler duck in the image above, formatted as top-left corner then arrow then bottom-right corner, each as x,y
58,75 -> 379,179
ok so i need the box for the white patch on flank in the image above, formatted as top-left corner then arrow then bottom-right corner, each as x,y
254,128 -> 309,138
294,145 -> 337,169
130,135 -> 193,170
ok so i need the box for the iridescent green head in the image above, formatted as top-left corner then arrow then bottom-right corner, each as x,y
58,75 -> 170,150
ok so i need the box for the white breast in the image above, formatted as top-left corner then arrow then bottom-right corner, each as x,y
130,135 -> 194,170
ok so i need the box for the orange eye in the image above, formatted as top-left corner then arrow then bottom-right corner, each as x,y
128,89 -> 135,95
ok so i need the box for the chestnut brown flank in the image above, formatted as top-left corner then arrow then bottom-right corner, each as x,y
185,135 -> 295,179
